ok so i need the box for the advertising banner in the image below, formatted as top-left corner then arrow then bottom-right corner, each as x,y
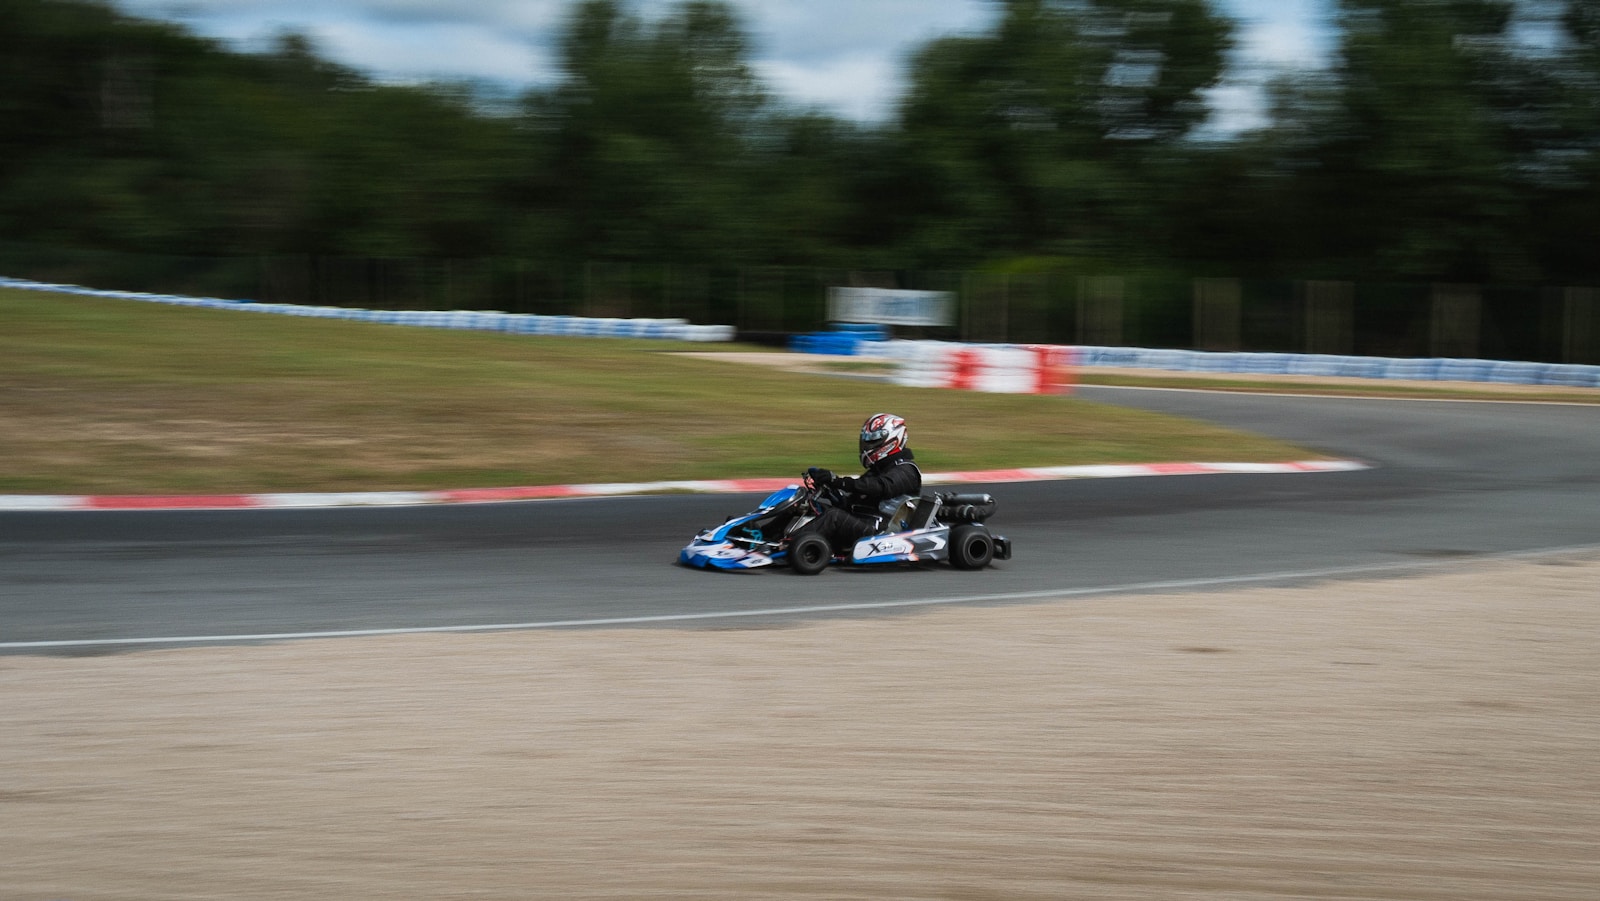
828,287 -> 955,327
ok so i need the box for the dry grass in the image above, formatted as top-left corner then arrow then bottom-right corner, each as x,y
0,289 -> 1317,493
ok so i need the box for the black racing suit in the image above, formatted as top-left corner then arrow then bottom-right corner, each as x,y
798,449 -> 922,555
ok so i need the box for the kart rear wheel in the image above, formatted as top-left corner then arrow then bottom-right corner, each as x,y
789,533 -> 832,575
950,525 -> 995,570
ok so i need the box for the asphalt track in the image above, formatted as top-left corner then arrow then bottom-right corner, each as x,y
3,387 -> 1598,651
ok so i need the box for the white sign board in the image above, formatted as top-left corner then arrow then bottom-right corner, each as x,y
828,287 -> 955,327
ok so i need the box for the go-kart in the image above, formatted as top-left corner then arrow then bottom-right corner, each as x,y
679,470 -> 1012,574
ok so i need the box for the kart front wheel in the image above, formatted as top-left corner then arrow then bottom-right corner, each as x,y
788,533 -> 832,575
950,525 -> 995,570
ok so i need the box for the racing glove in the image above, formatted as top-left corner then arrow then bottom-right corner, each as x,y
806,467 -> 836,486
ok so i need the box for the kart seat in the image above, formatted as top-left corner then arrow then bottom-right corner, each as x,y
879,495 -> 916,532
906,495 -> 940,530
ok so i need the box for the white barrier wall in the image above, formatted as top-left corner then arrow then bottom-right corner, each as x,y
887,341 -> 1075,394
0,276 -> 736,342
885,340 -> 1600,393
1074,345 -> 1600,388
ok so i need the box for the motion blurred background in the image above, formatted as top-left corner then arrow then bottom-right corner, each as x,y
3,0 -> 1598,360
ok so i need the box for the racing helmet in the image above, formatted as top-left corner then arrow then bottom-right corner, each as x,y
860,413 -> 908,467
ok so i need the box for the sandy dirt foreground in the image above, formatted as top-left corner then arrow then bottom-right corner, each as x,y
5,557 -> 1600,901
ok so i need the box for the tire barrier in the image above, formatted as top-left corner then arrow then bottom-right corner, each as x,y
883,339 -> 1600,393
885,341 -> 1076,394
0,276 -> 736,342
787,322 -> 891,356
1074,345 -> 1600,389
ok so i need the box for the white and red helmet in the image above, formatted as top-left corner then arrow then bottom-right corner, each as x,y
859,413 -> 908,467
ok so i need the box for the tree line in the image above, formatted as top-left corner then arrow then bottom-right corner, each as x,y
3,0 -> 1598,306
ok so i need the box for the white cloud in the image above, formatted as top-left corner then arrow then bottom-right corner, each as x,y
115,0 -> 1337,127
1193,81 -> 1273,139
118,0 -> 995,118
126,0 -> 569,34
1220,0 -> 1337,71
1242,19 -> 1328,68
755,54 -> 902,122
744,0 -> 993,61
313,19 -> 559,85
1195,0 -> 1335,136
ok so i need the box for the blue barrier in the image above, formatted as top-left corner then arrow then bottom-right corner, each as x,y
1070,344 -> 1600,389
788,324 -> 890,356
1381,358 -> 1441,381
914,340 -> 1600,388
0,275 -> 735,342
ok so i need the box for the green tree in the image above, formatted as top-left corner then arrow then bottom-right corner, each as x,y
1532,0 -> 1600,281
523,0 -> 767,264
894,0 -> 1234,266
1279,1 -> 1544,282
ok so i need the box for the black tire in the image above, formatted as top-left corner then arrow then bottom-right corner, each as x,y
789,533 -> 832,575
950,525 -> 995,570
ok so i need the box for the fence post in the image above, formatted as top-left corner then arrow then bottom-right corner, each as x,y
961,272 -> 1006,344
660,263 -> 671,320
1000,273 -> 1010,345
1193,277 -> 1241,351
1303,280 -> 1354,355
1078,276 -> 1124,347
1430,283 -> 1481,358
960,271 -> 971,342
1566,287 -> 1599,364
583,261 -> 593,318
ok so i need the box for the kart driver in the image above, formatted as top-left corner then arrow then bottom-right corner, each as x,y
798,412 -> 922,557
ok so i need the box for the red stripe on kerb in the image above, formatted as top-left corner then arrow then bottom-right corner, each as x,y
722,478 -> 795,492
968,469 -> 1036,482
441,486 -> 584,502
1144,463 -> 1213,475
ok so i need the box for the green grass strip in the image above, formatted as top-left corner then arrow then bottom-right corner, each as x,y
1,288 -> 1320,494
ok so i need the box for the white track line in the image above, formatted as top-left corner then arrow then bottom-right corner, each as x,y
5,544 -> 1596,651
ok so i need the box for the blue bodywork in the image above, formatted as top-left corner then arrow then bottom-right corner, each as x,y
678,486 -> 800,570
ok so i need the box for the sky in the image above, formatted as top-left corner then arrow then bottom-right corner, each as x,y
115,0 -> 1338,131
